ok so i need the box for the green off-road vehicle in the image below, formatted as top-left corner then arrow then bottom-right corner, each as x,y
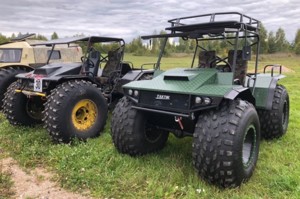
3,36 -> 154,143
111,12 -> 289,188
0,33 -> 82,108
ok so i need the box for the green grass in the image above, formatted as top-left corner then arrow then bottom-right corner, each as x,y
124,53 -> 194,70
1,53 -> 300,198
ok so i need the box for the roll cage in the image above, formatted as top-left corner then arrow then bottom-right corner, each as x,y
142,12 -> 261,87
31,36 -> 125,65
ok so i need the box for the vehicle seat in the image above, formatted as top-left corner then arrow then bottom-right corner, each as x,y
120,63 -> 132,75
198,51 -> 216,68
83,49 -> 101,77
101,49 -> 123,77
97,48 -> 125,84
228,50 -> 248,85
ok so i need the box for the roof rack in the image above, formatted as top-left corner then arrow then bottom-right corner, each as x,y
142,12 -> 260,39
167,12 -> 259,32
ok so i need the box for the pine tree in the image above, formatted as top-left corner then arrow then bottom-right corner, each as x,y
259,24 -> 268,54
294,29 -> 300,45
275,28 -> 289,52
295,43 -> 300,55
34,34 -> 48,41
268,31 -> 277,53
51,32 -> 59,40
0,33 -> 9,44
293,29 -> 300,54
150,30 -> 159,54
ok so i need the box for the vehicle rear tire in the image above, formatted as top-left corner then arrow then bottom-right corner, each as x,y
0,67 -> 29,109
192,99 -> 260,188
257,85 -> 289,139
111,97 -> 169,156
43,80 -> 108,143
2,82 -> 43,125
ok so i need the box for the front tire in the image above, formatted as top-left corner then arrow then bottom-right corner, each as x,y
2,82 -> 43,125
0,67 -> 30,109
43,80 -> 108,143
192,99 -> 260,188
111,97 -> 169,156
257,85 -> 289,139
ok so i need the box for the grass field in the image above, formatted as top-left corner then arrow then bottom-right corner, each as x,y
0,53 -> 300,198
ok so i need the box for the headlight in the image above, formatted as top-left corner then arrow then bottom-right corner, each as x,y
203,97 -> 212,105
195,97 -> 202,104
134,90 -> 139,97
44,81 -> 50,87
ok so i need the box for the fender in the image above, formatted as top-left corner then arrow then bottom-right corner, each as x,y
254,75 -> 285,110
264,76 -> 285,110
224,87 -> 256,106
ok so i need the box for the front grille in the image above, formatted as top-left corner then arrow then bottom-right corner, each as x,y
19,79 -> 49,92
139,91 -> 190,110
20,79 -> 34,91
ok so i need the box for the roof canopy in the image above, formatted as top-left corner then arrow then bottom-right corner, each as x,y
31,36 -> 124,46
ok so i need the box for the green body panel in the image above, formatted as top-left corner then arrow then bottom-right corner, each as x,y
153,69 -> 164,77
124,68 -> 239,97
253,88 -> 269,108
247,73 -> 285,108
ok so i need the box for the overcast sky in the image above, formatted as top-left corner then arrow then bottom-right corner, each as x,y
0,0 -> 299,42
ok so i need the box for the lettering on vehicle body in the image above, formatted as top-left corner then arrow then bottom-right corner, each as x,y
155,94 -> 171,100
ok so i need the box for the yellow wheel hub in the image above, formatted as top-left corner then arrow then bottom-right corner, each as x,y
72,99 -> 98,131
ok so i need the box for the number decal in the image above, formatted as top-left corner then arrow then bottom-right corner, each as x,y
34,78 -> 43,92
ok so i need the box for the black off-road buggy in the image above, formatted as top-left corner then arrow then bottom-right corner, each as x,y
3,36 -> 154,143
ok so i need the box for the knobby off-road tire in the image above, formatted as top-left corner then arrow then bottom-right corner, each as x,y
0,67 -> 29,109
192,99 -> 260,188
2,82 -> 43,125
43,80 -> 108,143
111,97 -> 169,156
257,85 -> 289,139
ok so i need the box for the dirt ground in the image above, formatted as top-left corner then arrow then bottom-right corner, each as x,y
1,157 -> 93,199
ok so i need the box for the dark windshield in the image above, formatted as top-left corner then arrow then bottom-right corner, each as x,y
0,49 -> 22,63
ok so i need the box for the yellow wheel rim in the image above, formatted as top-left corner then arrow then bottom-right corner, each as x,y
71,99 -> 97,131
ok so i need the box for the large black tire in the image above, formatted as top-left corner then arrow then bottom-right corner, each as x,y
0,67 -> 29,109
111,97 -> 169,156
43,80 -> 108,143
2,82 -> 43,125
257,85 -> 289,139
192,99 -> 260,188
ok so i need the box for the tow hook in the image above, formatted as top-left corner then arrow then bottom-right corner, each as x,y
175,116 -> 184,130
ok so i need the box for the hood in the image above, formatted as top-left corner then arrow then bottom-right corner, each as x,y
16,62 -> 82,80
124,68 -> 237,97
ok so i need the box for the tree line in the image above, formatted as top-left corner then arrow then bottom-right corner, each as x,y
1,26 -> 300,55
127,25 -> 300,56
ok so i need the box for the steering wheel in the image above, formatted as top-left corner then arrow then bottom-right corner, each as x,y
80,56 -> 86,62
210,56 -> 232,72
81,55 -> 95,68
